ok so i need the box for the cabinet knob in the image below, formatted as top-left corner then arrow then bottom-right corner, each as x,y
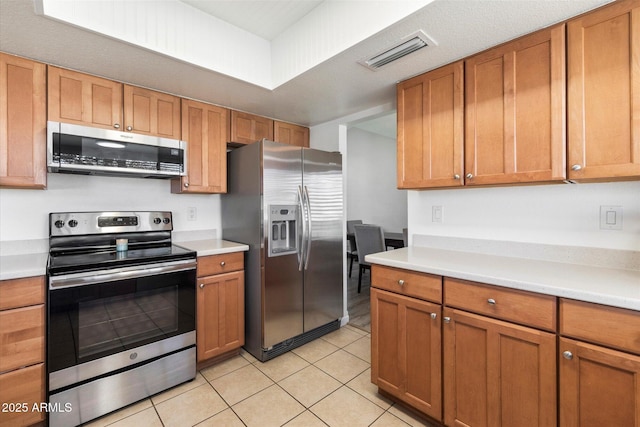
430,313 -> 437,320
398,279 -> 405,286
220,261 -> 226,267
487,298 -> 496,305
562,350 -> 573,360
184,182 -> 189,188
443,316 -> 451,323
126,125 -> 133,131
113,123 -> 120,129
454,174 -> 460,180
466,173 -> 473,179
571,164 -> 582,171
199,283 -> 204,289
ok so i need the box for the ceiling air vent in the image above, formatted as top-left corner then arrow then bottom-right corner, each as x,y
359,30 -> 435,71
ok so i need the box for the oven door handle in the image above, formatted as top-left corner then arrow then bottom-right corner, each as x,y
49,259 -> 197,290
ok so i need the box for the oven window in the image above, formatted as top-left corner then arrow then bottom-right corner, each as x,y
48,268 -> 195,373
78,286 -> 178,359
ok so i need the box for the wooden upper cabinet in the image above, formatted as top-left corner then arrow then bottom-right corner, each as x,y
48,65 -> 123,130
274,121 -> 309,147
0,53 -> 47,189
172,99 -> 229,194
230,110 -> 273,145
397,61 -> 464,189
465,24 -> 566,185
567,0 -> 640,181
123,85 -> 181,139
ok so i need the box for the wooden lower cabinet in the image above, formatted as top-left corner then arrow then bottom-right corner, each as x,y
443,308 -> 557,427
371,288 -> 442,421
0,363 -> 45,427
196,256 -> 245,362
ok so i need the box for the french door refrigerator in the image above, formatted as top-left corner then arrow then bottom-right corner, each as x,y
222,139 -> 343,361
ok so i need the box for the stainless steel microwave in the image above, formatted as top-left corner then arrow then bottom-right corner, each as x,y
47,121 -> 187,178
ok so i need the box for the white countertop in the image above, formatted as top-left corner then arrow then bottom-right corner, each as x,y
176,239 -> 249,257
365,246 -> 640,311
0,252 -> 48,281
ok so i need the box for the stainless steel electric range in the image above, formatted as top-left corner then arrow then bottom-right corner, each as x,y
46,211 -> 197,427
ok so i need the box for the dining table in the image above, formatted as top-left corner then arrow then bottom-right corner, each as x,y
347,231 -> 405,250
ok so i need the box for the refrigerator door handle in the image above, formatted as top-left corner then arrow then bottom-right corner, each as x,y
297,185 -> 306,271
303,185 -> 312,270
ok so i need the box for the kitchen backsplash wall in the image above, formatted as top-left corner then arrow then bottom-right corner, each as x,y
0,173 -> 221,246
408,180 -> 640,252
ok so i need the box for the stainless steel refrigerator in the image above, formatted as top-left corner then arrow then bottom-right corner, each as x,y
222,139 -> 343,361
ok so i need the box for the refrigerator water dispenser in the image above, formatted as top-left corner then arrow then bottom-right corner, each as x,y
268,205 -> 298,256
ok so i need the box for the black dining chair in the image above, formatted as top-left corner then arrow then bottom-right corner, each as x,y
346,220 -> 363,278
353,224 -> 385,293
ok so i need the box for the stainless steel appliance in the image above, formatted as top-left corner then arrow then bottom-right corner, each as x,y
46,211 -> 197,427
47,121 -> 187,178
222,139 -> 343,361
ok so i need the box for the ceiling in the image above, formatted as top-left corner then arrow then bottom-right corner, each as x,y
0,0 -> 612,135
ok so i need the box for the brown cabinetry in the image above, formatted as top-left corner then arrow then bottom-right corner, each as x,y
370,265 -> 443,421
230,110 -> 273,145
559,299 -> 640,427
0,53 -> 47,189
567,0 -> 640,181
397,61 -> 464,189
274,120 -> 309,147
196,252 -> 245,363
172,99 -> 229,194
465,24 -> 566,185
48,66 -> 181,139
0,276 -> 45,427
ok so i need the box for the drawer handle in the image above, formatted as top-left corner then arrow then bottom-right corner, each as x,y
199,283 -> 204,289
563,351 -> 573,360
398,279 -> 405,286
430,313 -> 437,320
220,261 -> 226,267
487,298 -> 496,305
443,317 -> 451,323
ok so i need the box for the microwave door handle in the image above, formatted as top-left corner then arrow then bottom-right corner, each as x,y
303,185 -> 312,270
297,185 -> 306,272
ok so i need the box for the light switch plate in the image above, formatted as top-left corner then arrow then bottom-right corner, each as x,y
432,206 -> 443,223
599,205 -> 622,230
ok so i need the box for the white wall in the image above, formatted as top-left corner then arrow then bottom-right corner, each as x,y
347,128 -> 407,232
0,173 -> 220,243
409,181 -> 640,251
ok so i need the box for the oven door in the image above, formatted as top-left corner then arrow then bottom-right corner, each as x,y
48,259 -> 196,392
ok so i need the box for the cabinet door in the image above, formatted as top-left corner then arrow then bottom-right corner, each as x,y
0,53 -> 47,189
230,110 -> 273,144
0,363 -> 45,427
371,288 -> 442,421
274,121 -> 309,147
48,65 -> 123,130
559,337 -> 640,427
197,270 -> 244,362
443,308 -> 556,427
172,99 -> 229,194
567,0 -> 640,180
123,85 -> 181,139
465,25 -> 566,185
397,61 -> 464,189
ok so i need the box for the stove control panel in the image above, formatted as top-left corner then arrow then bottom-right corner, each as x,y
49,211 -> 173,236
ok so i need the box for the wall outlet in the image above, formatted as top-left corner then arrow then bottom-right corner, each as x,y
432,206 -> 443,223
599,205 -> 622,230
187,207 -> 197,221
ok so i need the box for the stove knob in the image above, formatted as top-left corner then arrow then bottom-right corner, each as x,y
163,217 -> 171,224
54,220 -> 65,228
153,217 -> 162,224
68,219 -> 78,228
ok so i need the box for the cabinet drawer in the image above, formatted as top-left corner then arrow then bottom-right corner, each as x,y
371,265 -> 442,303
444,278 -> 556,331
0,276 -> 45,311
0,305 -> 45,373
560,298 -> 640,355
197,252 -> 244,277
0,363 -> 46,426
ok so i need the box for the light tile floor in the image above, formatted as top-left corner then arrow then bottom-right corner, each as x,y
84,325 -> 436,427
